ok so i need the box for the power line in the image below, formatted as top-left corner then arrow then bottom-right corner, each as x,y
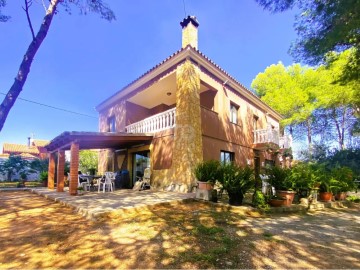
0,92 -> 98,119
182,0 -> 187,17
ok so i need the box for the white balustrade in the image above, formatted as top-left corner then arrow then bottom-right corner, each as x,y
253,128 -> 292,149
125,107 -> 176,133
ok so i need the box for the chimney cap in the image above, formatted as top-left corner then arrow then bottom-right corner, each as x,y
180,16 -> 199,29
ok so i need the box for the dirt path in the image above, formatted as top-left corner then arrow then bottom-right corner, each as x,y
0,191 -> 359,269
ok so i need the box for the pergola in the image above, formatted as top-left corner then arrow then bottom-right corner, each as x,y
45,131 -> 153,195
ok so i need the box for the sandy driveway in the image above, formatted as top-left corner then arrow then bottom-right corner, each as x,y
0,191 -> 359,269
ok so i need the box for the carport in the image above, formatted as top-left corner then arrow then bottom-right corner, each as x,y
45,131 -> 153,195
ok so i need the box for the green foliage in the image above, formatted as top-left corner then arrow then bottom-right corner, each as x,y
218,163 -> 254,196
346,195 -> 360,203
256,0 -> 360,80
252,189 -> 269,211
330,167 -> 355,193
30,158 -> 49,173
265,166 -> 293,191
0,155 -> 29,181
194,160 -> 221,184
39,171 -> 48,182
0,0 -> 10,22
59,0 -> 115,21
79,150 -> 98,174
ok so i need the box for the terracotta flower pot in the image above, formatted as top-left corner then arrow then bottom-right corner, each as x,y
197,181 -> 213,190
269,199 -> 286,207
335,192 -> 347,201
319,192 -> 332,202
275,190 -> 296,206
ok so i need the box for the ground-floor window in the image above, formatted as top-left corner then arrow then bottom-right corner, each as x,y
220,151 -> 234,165
265,159 -> 275,168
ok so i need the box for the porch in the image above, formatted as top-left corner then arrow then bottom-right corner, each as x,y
31,188 -> 195,219
45,132 -> 153,195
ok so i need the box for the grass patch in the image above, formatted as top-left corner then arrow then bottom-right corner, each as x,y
193,224 -> 224,235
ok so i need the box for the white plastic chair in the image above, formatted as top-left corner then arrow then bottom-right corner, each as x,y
98,172 -> 115,192
78,175 -> 90,191
133,168 -> 151,191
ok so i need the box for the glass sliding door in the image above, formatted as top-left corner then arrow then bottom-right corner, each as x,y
132,151 -> 150,184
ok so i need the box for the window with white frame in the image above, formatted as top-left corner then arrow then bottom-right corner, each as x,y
230,103 -> 239,124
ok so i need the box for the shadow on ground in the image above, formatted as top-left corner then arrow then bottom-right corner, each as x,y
0,191 -> 359,269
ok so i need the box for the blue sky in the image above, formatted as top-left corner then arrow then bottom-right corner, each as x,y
0,0 -> 297,148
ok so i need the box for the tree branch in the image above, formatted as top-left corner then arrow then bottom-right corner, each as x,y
23,0 -> 36,40
0,0 -> 60,132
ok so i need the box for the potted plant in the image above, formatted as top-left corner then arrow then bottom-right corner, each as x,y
331,167 -> 354,201
217,163 -> 254,206
268,195 -> 286,207
266,166 -> 295,206
194,160 -> 221,190
77,186 -> 84,195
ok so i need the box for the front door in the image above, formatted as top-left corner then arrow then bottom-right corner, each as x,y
132,151 -> 150,184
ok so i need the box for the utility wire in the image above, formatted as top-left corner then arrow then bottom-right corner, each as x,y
0,92 -> 97,119
182,0 -> 187,17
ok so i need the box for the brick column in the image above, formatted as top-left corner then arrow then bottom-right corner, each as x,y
69,142 -> 79,195
48,153 -> 56,189
172,60 -> 203,191
56,150 -> 65,192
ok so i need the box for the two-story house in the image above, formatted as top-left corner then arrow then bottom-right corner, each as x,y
45,16 -> 291,195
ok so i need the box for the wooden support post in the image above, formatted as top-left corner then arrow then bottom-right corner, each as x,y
48,152 -> 56,189
57,150 -> 65,192
69,142 -> 79,195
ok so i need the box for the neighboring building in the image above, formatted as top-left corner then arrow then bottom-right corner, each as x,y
95,16 -> 292,192
2,137 -> 49,160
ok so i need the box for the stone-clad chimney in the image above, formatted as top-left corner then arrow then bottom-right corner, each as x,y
180,16 -> 199,49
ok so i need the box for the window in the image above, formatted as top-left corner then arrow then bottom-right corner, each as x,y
230,103 -> 238,124
220,151 -> 234,165
108,116 -> 116,132
253,116 -> 258,131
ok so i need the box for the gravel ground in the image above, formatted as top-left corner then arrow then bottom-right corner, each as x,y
0,191 -> 359,269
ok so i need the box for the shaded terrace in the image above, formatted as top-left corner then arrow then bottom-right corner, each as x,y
45,131 -> 153,195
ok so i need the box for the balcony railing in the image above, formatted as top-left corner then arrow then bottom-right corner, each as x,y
254,128 -> 279,145
254,128 -> 292,149
125,107 -> 176,133
279,135 -> 292,149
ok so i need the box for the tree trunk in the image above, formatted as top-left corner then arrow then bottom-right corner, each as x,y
0,0 -> 59,132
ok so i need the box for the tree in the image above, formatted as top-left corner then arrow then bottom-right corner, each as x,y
255,0 -> 360,82
0,0 -> 115,132
251,62 -> 319,147
79,150 -> 98,174
316,49 -> 358,149
0,155 -> 29,181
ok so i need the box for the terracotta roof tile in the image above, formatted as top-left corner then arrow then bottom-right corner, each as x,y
32,140 -> 49,147
3,143 -> 40,155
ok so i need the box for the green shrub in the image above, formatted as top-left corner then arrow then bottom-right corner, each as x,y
265,166 -> 293,191
346,195 -> 360,203
330,166 -> 355,193
39,171 -> 48,182
218,163 -> 254,205
194,160 -> 221,184
252,189 -> 269,211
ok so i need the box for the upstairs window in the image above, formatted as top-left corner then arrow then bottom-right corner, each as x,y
253,116 -> 258,131
220,151 -> 234,165
230,103 -> 238,124
108,116 -> 116,132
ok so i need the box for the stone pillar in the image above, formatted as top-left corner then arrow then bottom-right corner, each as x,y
172,60 -> 203,191
69,142 -> 79,195
56,150 -> 65,192
48,153 -> 56,189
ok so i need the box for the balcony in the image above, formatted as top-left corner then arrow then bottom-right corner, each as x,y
125,107 -> 176,133
253,128 -> 292,149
